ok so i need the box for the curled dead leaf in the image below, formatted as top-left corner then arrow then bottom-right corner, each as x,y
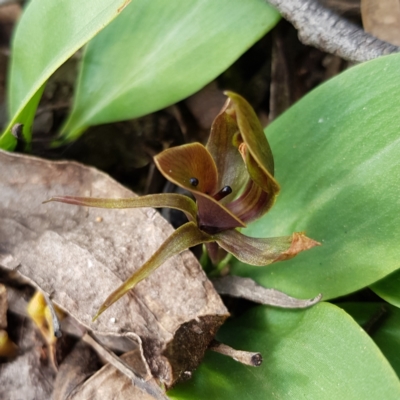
213,275 -> 322,308
0,150 -> 228,388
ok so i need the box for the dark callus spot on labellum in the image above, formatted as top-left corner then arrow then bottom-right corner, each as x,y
190,177 -> 199,187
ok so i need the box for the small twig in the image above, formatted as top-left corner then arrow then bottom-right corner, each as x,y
267,0 -> 400,62
213,276 -> 322,308
82,333 -> 168,400
209,340 -> 262,367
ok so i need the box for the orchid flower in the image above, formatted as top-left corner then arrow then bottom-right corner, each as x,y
44,92 -> 319,320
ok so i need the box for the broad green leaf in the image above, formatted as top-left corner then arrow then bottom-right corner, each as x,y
0,0 -> 131,150
169,303 -> 400,399
371,269 -> 400,308
339,302 -> 400,377
232,53 -> 400,300
60,0 -> 280,141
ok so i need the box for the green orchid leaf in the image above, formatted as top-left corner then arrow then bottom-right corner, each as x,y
43,193 -> 197,222
215,229 -> 320,266
232,53 -> 400,300
169,303 -> 400,399
371,269 -> 400,308
59,0 -> 280,142
0,0 -> 131,150
155,143 -> 245,232
338,302 -> 400,377
94,222 -> 213,320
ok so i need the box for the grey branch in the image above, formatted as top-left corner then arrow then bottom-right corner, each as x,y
213,276 -> 322,308
267,0 -> 400,62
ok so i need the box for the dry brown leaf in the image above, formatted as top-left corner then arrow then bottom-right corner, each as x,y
0,317 -> 55,400
70,349 -> 164,400
213,276 -> 322,308
0,150 -> 228,387
361,0 -> 400,45
81,332 -> 157,396
52,341 -> 102,400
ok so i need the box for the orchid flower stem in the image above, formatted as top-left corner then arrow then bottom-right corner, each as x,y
208,253 -> 232,278
199,244 -> 214,274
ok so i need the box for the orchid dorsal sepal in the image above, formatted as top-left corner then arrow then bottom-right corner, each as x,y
93,221 -> 214,320
43,193 -> 198,222
214,229 -> 321,266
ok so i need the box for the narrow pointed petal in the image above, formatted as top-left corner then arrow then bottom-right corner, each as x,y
206,106 -> 248,204
43,193 -> 198,222
155,143 -> 246,231
93,222 -> 214,320
215,229 -> 321,266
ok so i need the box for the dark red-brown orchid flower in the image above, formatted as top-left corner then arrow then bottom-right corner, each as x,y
45,92 -> 319,320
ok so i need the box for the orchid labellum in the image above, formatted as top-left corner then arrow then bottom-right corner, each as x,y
45,92 -> 319,320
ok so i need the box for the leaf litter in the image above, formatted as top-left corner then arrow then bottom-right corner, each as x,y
0,149 -> 229,390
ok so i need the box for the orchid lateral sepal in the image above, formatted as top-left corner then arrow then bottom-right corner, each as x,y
43,193 -> 198,223
215,229 -> 321,266
93,222 -> 214,320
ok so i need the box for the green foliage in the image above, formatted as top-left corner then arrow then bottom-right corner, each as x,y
0,0 -> 131,149
372,270 -> 400,308
0,0 -> 279,148
339,302 -> 400,378
60,0 -> 279,141
3,1 -> 400,397
171,53 -> 400,398
232,54 -> 400,301
169,303 -> 400,399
